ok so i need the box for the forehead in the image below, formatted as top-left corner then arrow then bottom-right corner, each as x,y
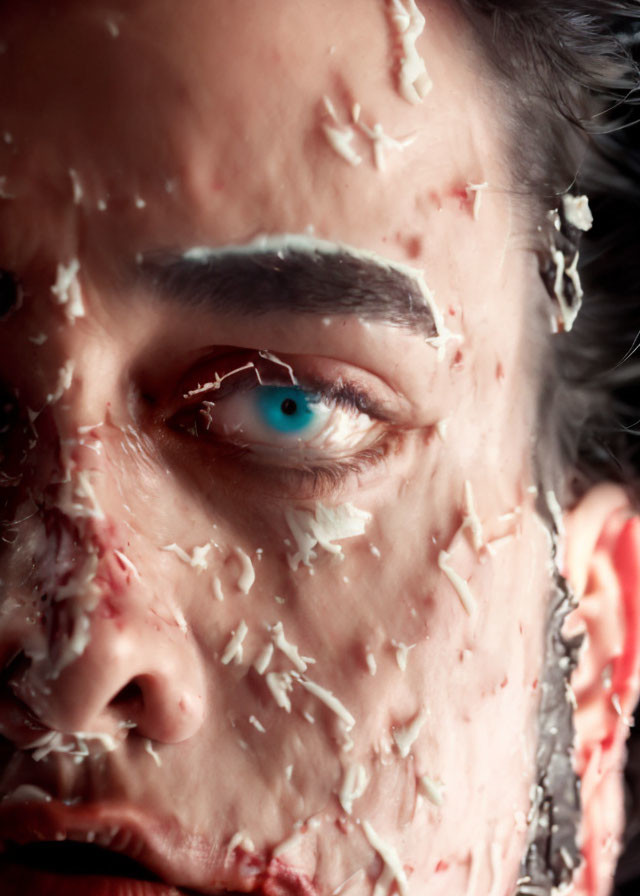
0,0 -> 508,262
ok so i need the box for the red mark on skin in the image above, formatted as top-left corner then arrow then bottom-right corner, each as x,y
447,182 -> 475,216
96,595 -> 122,621
496,362 -> 505,382
403,235 -> 422,259
435,860 -> 449,872
500,676 -> 508,688
451,350 -> 464,370
532,678 -> 539,691
263,859 -> 318,896
447,306 -> 457,317
428,189 -> 442,210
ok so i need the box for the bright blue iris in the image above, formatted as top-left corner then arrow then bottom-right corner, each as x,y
254,386 -> 318,434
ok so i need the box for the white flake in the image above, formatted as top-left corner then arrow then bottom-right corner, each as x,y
257,350 -> 297,384
45,360 -> 75,405
388,0 -> 432,105
183,361 -> 261,398
365,651 -> 377,676
362,820 -> 409,896
160,541 -> 211,571
285,502 -> 371,570
355,117 -> 416,172
461,480 -> 484,553
51,259 -> 85,321
105,19 -> 119,37
391,640 -> 413,672
435,417 -> 450,441
29,332 -> 48,345
562,194 -> 593,231
293,674 -> 355,729
418,774 -> 444,806
69,168 -> 83,204
438,550 -> 477,615
466,182 -> 489,221
221,620 -> 248,665
265,671 -> 294,712
392,710 -> 426,758
213,575 -> 225,602
321,96 -> 362,167
254,642 -> 274,675
70,470 -> 105,520
113,549 -> 141,581
234,547 -> 255,594
27,729 -> 120,762
1,784 -> 53,803
269,621 -> 310,672
249,715 -> 266,733
144,739 -> 162,766
339,763 -> 369,814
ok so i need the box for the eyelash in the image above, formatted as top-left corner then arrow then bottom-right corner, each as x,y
168,357 -> 399,496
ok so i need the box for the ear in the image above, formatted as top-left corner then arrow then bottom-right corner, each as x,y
563,484 -> 640,896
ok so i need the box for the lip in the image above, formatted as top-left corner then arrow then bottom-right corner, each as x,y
0,798 -> 267,895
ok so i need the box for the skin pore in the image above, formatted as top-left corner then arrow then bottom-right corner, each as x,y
0,1 -> 630,895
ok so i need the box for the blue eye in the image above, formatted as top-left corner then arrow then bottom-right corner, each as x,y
253,386 -> 319,435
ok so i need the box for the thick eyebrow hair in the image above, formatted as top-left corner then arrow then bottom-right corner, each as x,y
138,241 -> 439,338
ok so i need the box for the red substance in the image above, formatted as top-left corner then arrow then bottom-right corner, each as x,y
435,860 -> 449,873
447,183 -> 474,214
263,860 -> 317,896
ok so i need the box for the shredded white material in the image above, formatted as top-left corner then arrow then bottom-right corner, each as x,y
29,332 -> 48,345
254,642 -> 274,675
362,820 -> 409,896
438,550 -> 477,615
435,417 -> 450,441
392,710 -> 426,758
105,19 -> 119,37
461,480 -> 484,553
183,361 -> 261,398
182,234 -> 449,349
562,194 -> 593,231
550,248 -> 582,333
293,674 -> 355,729
227,831 -> 256,855
366,651 -> 377,676
285,501 -> 371,570
269,621 -> 310,672
213,575 -> 224,602
160,541 -> 211,572
144,739 -> 162,767
70,470 -> 105,520
249,715 -> 266,733
258,349 -> 297,384
113,549 -> 141,581
391,640 -> 413,672
545,489 -> 566,570
45,360 -> 75,406
221,620 -> 248,665
355,116 -> 415,172
466,182 -> 489,221
388,0 -> 432,105
68,168 -> 83,204
418,774 -> 445,806
234,547 -> 255,594
339,763 -> 369,814
265,671 -> 294,712
321,95 -> 362,167
51,258 -> 85,322
27,729 -> 120,762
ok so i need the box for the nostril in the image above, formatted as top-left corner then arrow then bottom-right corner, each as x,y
109,679 -> 144,714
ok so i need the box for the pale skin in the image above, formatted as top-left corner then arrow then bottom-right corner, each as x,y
0,2 -> 638,896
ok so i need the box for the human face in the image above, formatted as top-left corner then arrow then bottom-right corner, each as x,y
0,2 -> 554,895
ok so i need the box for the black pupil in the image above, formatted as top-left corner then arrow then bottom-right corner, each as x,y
281,398 -> 298,416
0,269 -> 19,318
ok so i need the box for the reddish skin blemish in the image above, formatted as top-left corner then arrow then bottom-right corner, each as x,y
451,350 -> 464,371
496,361 -> 505,381
500,676 -> 508,688
403,235 -> 422,259
447,181 -> 474,215
435,860 -> 449,872
263,860 -> 318,896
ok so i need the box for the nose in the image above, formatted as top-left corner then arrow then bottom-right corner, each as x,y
2,511 -> 206,747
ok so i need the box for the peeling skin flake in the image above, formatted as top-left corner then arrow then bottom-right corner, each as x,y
26,729 -> 120,762
391,640 -> 413,671
284,502 -> 371,570
562,193 -> 593,232
1,784 -> 53,803
144,739 -> 162,767
339,763 -> 369,814
70,470 -> 105,521
321,95 -> 362,167
68,168 -> 83,203
392,710 -> 426,758
362,820 -> 409,896
183,361 -> 261,398
113,548 -> 141,581
462,479 -> 484,553
182,234 -> 450,349
254,642 -> 274,675
293,674 -> 355,729
269,621 -> 311,672
160,541 -> 211,571
51,258 -> 85,322
221,620 -> 249,665
249,715 -> 266,733
418,774 -> 445,806
354,115 -> 416,172
438,550 -> 477,616
550,248 -> 583,333
466,181 -> 488,221
388,0 -> 432,105
45,360 -> 75,406
265,671 -> 294,712
213,575 -> 224,602
234,547 -> 255,594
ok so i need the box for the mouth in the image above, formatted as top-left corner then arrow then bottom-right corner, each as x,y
0,799 -> 268,896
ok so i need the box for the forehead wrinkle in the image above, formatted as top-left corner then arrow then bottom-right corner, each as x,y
137,239 -> 437,336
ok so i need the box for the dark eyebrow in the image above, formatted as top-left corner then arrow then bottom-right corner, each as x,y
137,247 -> 437,337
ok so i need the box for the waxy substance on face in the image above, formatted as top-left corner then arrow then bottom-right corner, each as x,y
0,1 -> 582,895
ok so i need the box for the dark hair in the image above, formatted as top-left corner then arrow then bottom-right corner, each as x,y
456,1 -> 640,506
454,4 -> 640,892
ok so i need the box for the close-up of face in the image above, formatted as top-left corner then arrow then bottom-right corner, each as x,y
0,2 -> 639,895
